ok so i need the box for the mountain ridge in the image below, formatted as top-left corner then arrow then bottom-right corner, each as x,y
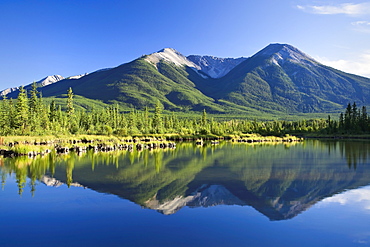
187,54 -> 247,78
2,43 -> 370,115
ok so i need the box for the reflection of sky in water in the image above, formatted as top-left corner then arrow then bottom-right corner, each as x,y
311,185 -> 370,245
2,140 -> 370,246
320,185 -> 370,211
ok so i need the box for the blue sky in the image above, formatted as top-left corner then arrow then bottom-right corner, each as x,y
1,0 -> 370,90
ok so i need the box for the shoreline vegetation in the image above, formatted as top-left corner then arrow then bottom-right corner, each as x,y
0,134 -> 303,158
1,85 -> 370,158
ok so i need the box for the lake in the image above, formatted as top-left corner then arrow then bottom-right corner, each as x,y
1,140 -> 370,247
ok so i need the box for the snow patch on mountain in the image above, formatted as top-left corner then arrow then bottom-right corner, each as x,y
144,48 -> 211,79
36,75 -> 65,86
187,55 -> 247,78
144,48 -> 248,79
68,73 -> 88,80
0,87 -> 18,96
258,43 -> 318,67
145,48 -> 201,69
0,75 -> 64,96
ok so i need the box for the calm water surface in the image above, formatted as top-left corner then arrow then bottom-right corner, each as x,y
1,140 -> 370,247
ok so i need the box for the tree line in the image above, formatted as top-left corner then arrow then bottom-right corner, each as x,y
324,102 -> 370,134
1,84 -> 369,136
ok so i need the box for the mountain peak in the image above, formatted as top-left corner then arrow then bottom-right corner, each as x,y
158,47 -> 179,54
258,43 -> 300,55
36,75 -> 64,87
145,48 -> 200,69
256,43 -> 317,66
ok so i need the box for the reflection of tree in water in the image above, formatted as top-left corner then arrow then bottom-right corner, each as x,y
1,156 -> 37,195
1,151 -> 80,195
323,141 -> 370,169
1,141 -> 370,221
1,171 -> 6,191
154,151 -> 163,172
0,147 -> 184,196
66,155 -> 75,188
0,158 -> 5,190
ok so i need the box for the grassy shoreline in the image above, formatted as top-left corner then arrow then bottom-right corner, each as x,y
0,133 -> 304,157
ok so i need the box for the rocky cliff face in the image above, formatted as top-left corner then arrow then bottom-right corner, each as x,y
187,55 -> 247,78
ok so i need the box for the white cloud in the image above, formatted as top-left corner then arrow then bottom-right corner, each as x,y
297,3 -> 370,16
352,20 -> 370,32
315,52 -> 370,78
321,187 -> 370,210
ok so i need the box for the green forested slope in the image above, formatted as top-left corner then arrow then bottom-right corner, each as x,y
4,44 -> 370,116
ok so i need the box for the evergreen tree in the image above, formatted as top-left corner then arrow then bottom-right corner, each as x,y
352,102 -> 359,131
49,100 -> 57,122
14,86 -> 29,131
29,82 -> 38,113
37,95 -> 49,131
66,87 -> 74,117
127,110 -> 139,135
326,115 -> 333,134
0,95 -> 12,132
360,106 -> 368,132
0,96 -> 6,133
143,106 -> 150,134
339,113 -> 344,131
28,82 -> 41,131
201,109 -> 207,126
66,87 -> 78,134
344,103 -> 352,131
152,100 -> 163,134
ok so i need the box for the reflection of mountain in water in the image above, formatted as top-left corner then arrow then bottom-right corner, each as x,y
4,141 -> 370,221
146,184 -> 246,215
41,175 -> 85,188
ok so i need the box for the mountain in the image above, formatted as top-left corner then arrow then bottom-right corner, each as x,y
3,43 -> 370,115
195,43 -> 370,113
187,55 -> 247,78
145,48 -> 201,71
0,75 -> 64,96
0,74 -> 91,96
25,48 -> 225,112
67,73 -> 89,80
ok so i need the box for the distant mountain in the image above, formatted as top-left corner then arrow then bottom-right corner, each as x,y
3,44 -> 370,114
0,75 -> 64,96
0,74 -> 91,96
187,55 -> 247,78
0,86 -> 18,97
